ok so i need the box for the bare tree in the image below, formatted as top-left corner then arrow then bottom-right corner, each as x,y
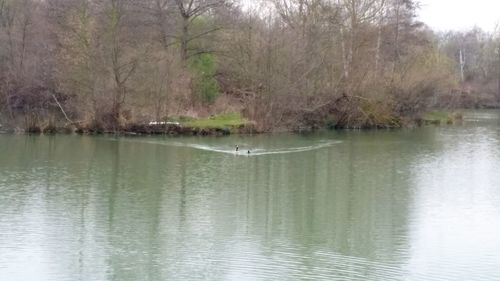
172,0 -> 230,61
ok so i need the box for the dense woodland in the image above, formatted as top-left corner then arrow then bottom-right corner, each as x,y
0,0 -> 500,132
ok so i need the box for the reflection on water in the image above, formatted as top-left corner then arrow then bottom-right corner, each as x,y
0,111 -> 500,280
407,121 -> 500,280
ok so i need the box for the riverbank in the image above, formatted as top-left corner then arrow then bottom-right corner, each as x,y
0,111 -> 466,136
0,112 -> 259,136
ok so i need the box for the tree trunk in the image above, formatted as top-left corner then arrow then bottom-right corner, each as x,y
392,0 -> 401,74
459,49 -> 465,82
374,24 -> 382,76
340,25 -> 349,79
181,15 -> 189,62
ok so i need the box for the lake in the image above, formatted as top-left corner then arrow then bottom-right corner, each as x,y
1,111 -> 500,281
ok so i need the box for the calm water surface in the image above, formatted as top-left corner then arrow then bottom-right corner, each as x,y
1,111 -> 500,281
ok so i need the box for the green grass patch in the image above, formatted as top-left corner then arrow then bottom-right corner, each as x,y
181,112 -> 248,129
422,111 -> 462,125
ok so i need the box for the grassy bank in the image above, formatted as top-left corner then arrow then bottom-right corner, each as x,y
75,112 -> 254,136
421,111 -> 463,125
176,113 -> 248,129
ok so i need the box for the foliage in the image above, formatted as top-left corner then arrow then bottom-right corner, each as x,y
190,53 -> 220,104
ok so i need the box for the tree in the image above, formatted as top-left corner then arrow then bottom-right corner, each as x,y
172,0 -> 230,62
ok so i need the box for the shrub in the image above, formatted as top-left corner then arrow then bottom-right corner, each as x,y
190,54 -> 220,104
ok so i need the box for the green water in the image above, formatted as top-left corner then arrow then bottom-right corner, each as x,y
1,111 -> 500,281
